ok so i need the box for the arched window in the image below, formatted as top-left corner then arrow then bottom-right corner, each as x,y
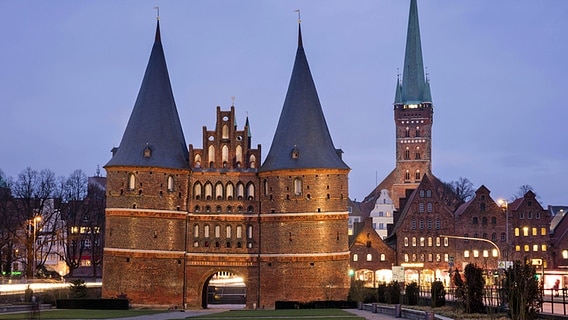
415,146 -> 421,159
167,176 -> 174,192
415,170 -> 421,180
405,170 -> 410,181
208,145 -> 215,165
204,225 -> 210,238
249,154 -> 256,168
415,126 -> 420,137
353,254 -> 358,262
404,147 -> 410,160
236,183 -> 245,200
404,237 -> 409,246
263,179 -> 268,196
366,254 -> 372,261
404,254 -> 409,262
427,202 -> 433,213
128,173 -> 136,190
236,225 -> 242,238
247,225 -> 253,239
294,178 -> 302,195
193,182 -> 202,200
247,183 -> 255,200
222,145 -> 229,165
226,183 -> 234,200
226,225 -> 232,238
222,124 -> 229,139
193,224 -> 199,237
380,254 -> 386,261
236,145 -> 243,165
204,182 -> 213,200
194,154 -> 201,168
215,182 -> 224,200
405,127 -> 410,137
215,225 -> 220,238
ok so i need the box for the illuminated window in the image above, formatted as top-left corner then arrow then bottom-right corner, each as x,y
428,237 -> 433,247
515,228 -> 520,236
492,249 -> 498,257
533,244 -> 538,252
436,237 -> 441,247
542,244 -> 547,251
524,245 -> 529,252
366,254 -> 372,261
444,237 -> 449,247
444,254 -> 449,262
380,254 -> 386,261
515,245 -> 520,251
532,228 -> 537,236
428,253 -> 433,262
404,237 -> 409,247
541,227 -> 547,236
436,254 -> 441,262
563,250 -> 568,259
412,237 -> 417,246
353,254 -> 358,262
523,227 -> 529,237
404,254 -> 409,262
420,237 -> 425,247
464,250 -> 470,258
483,250 -> 489,258
473,250 -> 479,258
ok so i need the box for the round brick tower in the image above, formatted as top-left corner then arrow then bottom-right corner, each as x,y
258,23 -> 351,308
102,20 -> 189,306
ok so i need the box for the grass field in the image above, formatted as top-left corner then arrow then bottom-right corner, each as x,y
0,308 -> 365,320
0,308 -> 167,319
185,309 -> 365,319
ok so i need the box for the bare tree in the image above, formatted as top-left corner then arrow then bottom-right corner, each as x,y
512,184 -> 541,203
10,167 -> 59,277
0,169 -> 19,276
439,177 -> 475,207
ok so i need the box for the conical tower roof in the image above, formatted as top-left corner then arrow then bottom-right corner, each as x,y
106,21 -> 188,169
261,24 -> 348,172
399,0 -> 432,104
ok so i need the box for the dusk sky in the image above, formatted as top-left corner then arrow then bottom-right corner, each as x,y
1,1 -> 565,206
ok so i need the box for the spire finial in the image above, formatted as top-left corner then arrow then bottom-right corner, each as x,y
294,9 -> 301,24
154,6 -> 160,20
294,9 -> 303,47
231,96 -> 235,107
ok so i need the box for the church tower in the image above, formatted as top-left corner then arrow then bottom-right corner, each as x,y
258,22 -> 351,306
364,0 -> 433,210
102,20 -> 189,305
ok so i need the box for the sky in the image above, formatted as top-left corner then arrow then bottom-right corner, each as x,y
0,1 -> 565,207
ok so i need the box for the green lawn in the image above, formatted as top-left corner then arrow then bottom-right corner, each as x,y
186,309 -> 365,319
0,308 -> 167,319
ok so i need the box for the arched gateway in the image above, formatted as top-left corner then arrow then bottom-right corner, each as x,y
102,19 -> 350,309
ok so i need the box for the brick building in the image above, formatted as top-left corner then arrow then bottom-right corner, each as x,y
102,20 -> 350,308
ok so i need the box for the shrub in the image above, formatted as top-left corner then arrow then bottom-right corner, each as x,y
69,279 -> 88,299
431,280 -> 445,307
377,283 -> 387,303
405,282 -> 419,305
385,281 -> 401,304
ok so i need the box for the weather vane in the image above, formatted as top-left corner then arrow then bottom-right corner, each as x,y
154,6 -> 160,20
294,9 -> 301,24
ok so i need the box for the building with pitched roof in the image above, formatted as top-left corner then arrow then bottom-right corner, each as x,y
102,18 -> 350,308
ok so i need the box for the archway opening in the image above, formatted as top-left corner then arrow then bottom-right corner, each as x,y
203,271 -> 246,309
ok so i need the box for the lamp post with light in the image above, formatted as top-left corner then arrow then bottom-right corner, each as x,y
32,216 -> 41,279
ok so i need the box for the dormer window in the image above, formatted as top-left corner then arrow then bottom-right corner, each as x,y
291,146 -> 299,159
143,145 -> 151,158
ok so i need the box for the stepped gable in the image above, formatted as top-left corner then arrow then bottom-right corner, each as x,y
260,24 -> 348,172
106,21 -> 188,169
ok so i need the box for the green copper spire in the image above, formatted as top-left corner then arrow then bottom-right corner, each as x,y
399,0 -> 431,105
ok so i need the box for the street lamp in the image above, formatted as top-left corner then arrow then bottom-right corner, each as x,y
498,199 -> 509,261
32,216 -> 41,279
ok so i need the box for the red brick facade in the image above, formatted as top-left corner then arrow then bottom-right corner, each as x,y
103,107 -> 350,308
